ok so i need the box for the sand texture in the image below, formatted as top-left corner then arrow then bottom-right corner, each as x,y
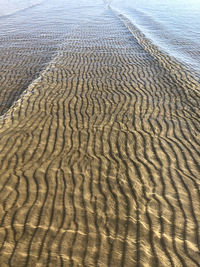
0,3 -> 200,267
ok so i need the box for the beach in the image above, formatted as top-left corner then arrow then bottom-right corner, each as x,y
0,1 -> 199,266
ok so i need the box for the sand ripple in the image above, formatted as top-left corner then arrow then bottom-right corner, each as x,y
0,3 -> 199,266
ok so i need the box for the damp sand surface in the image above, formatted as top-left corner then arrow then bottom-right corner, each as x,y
0,1 -> 200,266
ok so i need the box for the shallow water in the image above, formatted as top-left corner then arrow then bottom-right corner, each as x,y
111,0 -> 200,75
0,0 -> 43,17
0,1 -> 200,266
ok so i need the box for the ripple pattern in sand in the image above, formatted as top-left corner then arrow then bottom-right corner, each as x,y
0,4 -> 200,267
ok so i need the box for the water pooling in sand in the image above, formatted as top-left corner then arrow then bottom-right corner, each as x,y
0,0 -> 199,266
0,0 -> 44,17
111,0 -> 200,75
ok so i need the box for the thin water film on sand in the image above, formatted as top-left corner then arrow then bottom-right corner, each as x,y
0,0 -> 199,266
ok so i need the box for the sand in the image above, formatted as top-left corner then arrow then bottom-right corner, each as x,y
0,3 -> 199,267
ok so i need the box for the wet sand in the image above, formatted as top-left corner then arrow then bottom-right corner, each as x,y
0,3 -> 200,267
